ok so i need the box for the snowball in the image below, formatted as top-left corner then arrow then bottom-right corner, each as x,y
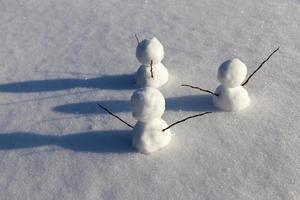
136,37 -> 164,65
132,118 -> 171,154
130,87 -> 165,122
135,63 -> 169,88
213,85 -> 250,111
217,58 -> 247,87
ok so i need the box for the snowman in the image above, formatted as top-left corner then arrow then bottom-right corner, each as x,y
135,37 -> 169,88
182,48 -> 279,112
130,87 -> 171,154
97,86 -> 211,154
212,58 -> 250,111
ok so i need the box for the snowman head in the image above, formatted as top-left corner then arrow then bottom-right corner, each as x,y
217,58 -> 247,88
136,37 -> 164,65
130,87 -> 165,122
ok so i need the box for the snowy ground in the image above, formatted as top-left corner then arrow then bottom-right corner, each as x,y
0,0 -> 299,199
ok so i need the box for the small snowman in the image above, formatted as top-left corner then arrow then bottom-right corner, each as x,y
212,58 -> 250,111
182,48 -> 279,112
130,87 -> 171,154
135,36 -> 169,88
97,87 -> 211,154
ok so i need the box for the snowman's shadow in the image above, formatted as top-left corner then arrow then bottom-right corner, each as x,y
0,130 -> 134,153
52,94 -> 218,115
166,94 -> 218,112
0,74 -> 136,93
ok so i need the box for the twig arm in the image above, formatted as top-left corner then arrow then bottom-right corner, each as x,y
135,34 -> 139,44
181,84 -> 219,96
162,112 -> 212,132
97,104 -> 134,129
150,60 -> 154,78
242,47 -> 280,86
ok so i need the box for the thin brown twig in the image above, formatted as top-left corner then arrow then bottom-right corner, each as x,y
162,112 -> 212,132
97,103 -> 134,129
134,33 -> 139,44
181,84 -> 219,96
150,60 -> 154,78
242,47 -> 280,86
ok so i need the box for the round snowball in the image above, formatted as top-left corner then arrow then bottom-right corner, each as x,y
130,87 -> 165,122
136,37 -> 164,65
132,118 -> 171,154
213,85 -> 250,111
135,63 -> 169,88
217,58 -> 247,87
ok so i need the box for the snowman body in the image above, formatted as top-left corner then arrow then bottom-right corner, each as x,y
130,87 -> 171,154
132,119 -> 171,154
213,85 -> 250,111
135,63 -> 169,89
135,37 -> 169,88
213,58 -> 250,111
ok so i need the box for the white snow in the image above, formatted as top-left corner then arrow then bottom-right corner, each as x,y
0,0 -> 299,199
132,119 -> 171,154
135,63 -> 169,88
136,37 -> 164,65
130,87 -> 165,122
217,58 -> 247,88
213,85 -> 250,111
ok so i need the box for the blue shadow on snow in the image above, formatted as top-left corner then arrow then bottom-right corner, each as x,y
52,95 -> 218,115
0,130 -> 133,153
0,74 -> 136,92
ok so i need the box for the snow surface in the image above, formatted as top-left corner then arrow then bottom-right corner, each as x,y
0,0 -> 299,199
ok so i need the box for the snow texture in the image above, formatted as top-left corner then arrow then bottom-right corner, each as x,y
0,0 -> 299,200
130,87 -> 165,122
136,37 -> 164,65
135,63 -> 169,88
213,85 -> 250,111
132,119 -> 171,154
